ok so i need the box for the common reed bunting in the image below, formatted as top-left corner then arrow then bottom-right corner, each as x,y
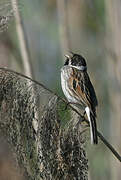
61,52 -> 98,144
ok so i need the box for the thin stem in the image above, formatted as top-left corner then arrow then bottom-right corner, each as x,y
11,0 -> 34,78
97,131 -> 121,162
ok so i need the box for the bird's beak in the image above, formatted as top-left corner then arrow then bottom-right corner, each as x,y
64,52 -> 74,59
64,54 -> 70,59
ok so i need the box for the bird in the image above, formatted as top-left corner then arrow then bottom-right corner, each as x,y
61,52 -> 98,144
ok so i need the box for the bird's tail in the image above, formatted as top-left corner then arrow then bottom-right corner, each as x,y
85,107 -> 98,144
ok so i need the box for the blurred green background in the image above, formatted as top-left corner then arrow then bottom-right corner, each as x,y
0,0 -> 121,179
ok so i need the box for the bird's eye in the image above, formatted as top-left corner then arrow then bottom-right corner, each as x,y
64,59 -> 69,65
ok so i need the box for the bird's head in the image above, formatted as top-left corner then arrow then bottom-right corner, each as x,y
64,52 -> 87,71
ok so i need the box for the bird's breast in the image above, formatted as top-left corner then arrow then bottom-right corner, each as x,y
61,66 -> 78,103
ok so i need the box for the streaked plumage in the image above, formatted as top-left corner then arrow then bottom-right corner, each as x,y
61,53 -> 98,144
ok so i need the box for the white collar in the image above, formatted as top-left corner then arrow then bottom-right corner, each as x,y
70,65 -> 87,71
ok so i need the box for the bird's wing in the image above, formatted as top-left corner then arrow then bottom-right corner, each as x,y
68,68 -> 98,112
